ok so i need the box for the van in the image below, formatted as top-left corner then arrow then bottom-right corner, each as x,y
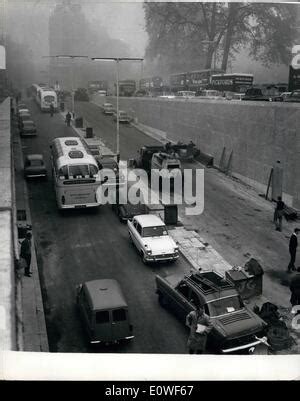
76,279 -> 134,344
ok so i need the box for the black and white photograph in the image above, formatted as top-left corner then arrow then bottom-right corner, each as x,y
0,0 -> 300,382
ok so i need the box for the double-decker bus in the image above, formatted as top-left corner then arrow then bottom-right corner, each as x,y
210,73 -> 254,93
170,69 -> 223,93
115,80 -> 136,96
50,137 -> 101,209
139,76 -> 163,95
288,66 -> 300,92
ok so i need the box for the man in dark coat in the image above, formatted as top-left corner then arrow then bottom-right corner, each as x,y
290,267 -> 300,306
288,228 -> 299,272
20,232 -> 32,277
65,111 -> 72,126
186,305 -> 213,354
50,103 -> 54,117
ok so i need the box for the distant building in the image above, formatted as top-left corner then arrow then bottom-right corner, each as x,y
48,1 -> 89,89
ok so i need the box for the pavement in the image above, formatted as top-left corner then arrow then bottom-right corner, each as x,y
12,106 -> 49,352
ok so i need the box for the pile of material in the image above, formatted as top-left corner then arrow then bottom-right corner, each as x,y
254,302 -> 293,351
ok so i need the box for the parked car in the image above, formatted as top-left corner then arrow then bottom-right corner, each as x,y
76,279 -> 134,345
18,113 -> 32,129
113,110 -> 131,123
283,90 -> 300,103
155,270 -> 268,354
176,91 -> 196,98
20,120 -> 37,136
24,154 -> 47,179
17,103 -> 27,110
113,202 -> 148,223
127,214 -> 179,264
198,90 -> 224,99
97,156 -> 125,187
230,93 -> 245,101
280,92 -> 292,101
103,103 -> 114,115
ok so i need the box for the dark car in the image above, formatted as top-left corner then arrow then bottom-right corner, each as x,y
24,154 -> 47,179
155,270 -> 268,354
113,202 -> 148,222
284,90 -> 300,103
20,120 -> 37,137
74,88 -> 89,102
18,113 -> 32,129
96,157 -> 125,188
243,87 -> 282,102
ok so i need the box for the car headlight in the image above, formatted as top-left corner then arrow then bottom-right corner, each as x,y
174,247 -> 179,252
146,250 -> 152,255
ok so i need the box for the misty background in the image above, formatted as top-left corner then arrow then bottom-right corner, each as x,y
1,0 -> 297,91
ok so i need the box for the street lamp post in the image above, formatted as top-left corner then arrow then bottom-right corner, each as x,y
43,55 -> 88,117
91,57 -> 143,163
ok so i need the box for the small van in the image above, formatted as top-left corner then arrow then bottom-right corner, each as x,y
76,279 -> 134,344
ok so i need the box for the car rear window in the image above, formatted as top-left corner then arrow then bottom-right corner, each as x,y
30,159 -> 43,166
112,309 -> 126,322
96,311 -> 110,324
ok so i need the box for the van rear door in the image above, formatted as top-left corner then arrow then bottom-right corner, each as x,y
111,308 -> 132,340
94,310 -> 112,342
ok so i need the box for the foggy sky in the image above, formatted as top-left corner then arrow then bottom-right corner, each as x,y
3,0 -> 297,84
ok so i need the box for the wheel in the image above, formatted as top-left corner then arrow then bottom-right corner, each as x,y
142,252 -> 148,265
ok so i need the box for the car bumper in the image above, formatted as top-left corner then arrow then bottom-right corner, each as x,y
221,338 -> 268,354
145,253 -> 179,262
25,173 -> 47,178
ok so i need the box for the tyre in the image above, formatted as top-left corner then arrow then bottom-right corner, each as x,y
142,252 -> 148,265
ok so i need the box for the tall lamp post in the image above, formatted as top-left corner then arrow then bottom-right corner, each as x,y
43,55 -> 88,117
91,57 -> 143,163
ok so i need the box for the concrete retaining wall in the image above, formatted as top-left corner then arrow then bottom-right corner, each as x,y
0,97 -> 16,350
102,96 -> 300,208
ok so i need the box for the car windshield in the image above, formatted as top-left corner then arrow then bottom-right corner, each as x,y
24,121 -> 34,126
142,225 -> 168,237
206,296 -> 243,317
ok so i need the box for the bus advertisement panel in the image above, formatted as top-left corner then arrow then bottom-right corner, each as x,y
50,137 -> 101,209
210,73 -> 254,93
288,66 -> 300,92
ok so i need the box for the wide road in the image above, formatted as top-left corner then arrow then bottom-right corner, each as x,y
76,97 -> 295,312
22,98 -> 192,353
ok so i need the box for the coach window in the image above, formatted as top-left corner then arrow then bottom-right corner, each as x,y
58,165 -> 68,179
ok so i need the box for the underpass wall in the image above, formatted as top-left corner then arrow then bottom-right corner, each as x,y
0,97 -> 16,350
105,96 -> 300,208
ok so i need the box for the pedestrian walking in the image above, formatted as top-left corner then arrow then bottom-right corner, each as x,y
186,305 -> 212,354
288,228 -> 299,272
65,111 -> 71,127
50,103 -> 54,117
274,196 -> 285,231
290,267 -> 300,307
20,232 -> 32,277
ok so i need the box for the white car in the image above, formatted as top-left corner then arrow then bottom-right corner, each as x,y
127,214 -> 179,264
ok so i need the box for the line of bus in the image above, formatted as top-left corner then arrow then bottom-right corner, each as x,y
31,83 -> 58,112
209,73 -> 254,93
50,136 -> 102,209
